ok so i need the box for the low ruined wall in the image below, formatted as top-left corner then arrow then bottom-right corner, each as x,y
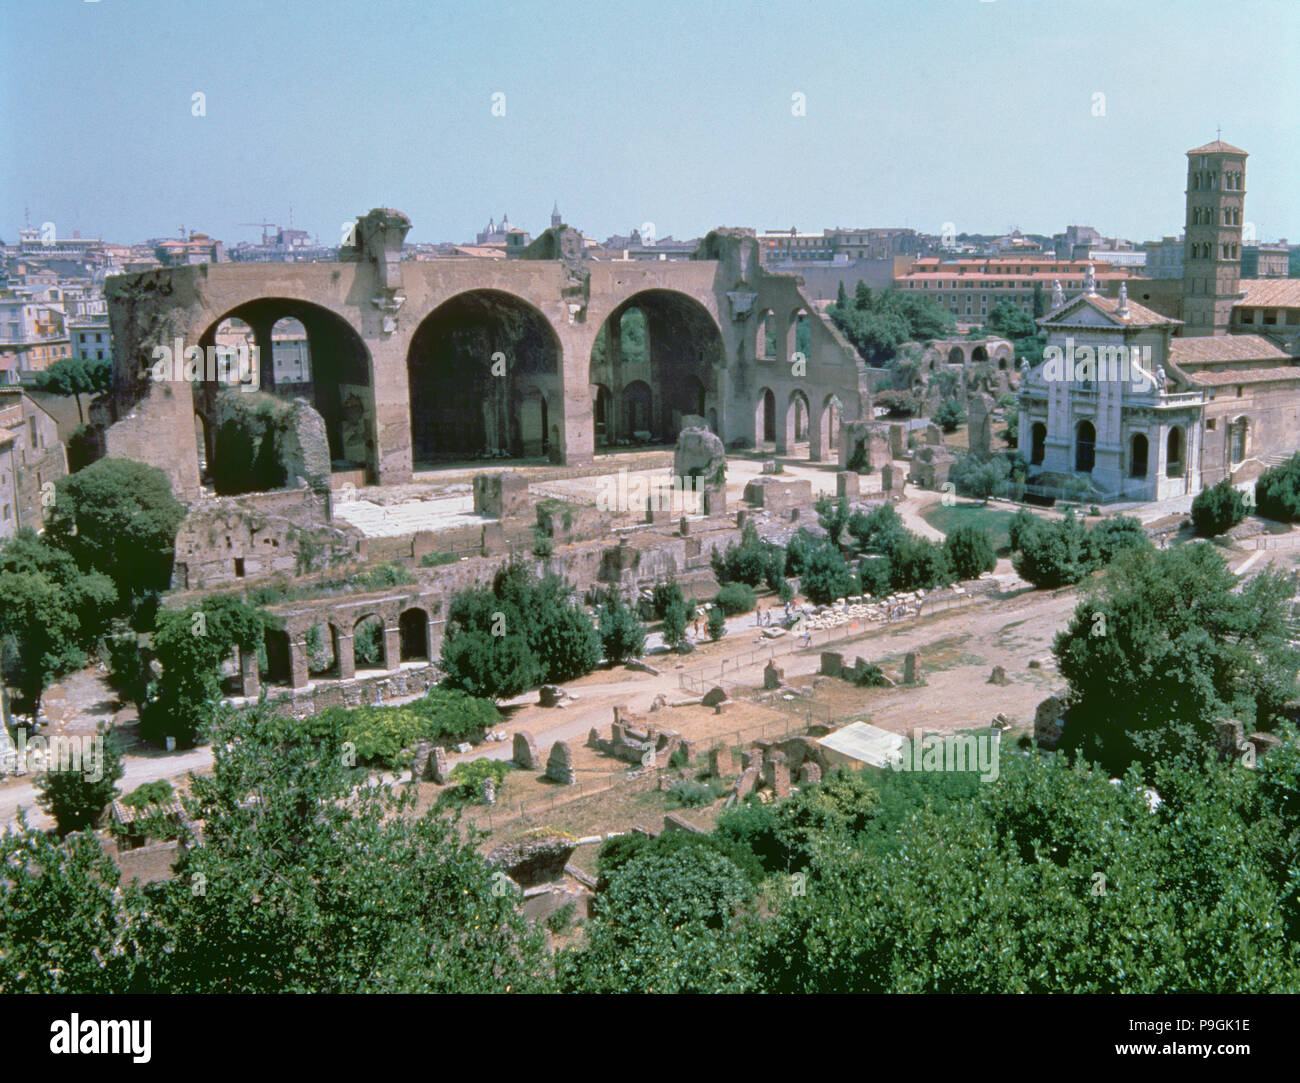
172,486 -> 362,590
263,664 -> 442,719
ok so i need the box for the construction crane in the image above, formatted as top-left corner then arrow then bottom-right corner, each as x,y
239,220 -> 279,245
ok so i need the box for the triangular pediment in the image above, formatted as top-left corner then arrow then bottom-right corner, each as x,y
1039,295 -> 1125,329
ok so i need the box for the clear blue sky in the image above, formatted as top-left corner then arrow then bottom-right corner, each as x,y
3,0 -> 1297,247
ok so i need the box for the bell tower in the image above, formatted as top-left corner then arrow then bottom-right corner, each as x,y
1181,137 -> 1247,336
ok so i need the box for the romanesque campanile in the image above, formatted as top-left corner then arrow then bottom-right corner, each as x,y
1181,139 -> 1247,336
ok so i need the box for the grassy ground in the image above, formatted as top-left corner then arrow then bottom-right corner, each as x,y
921,501 -> 1022,553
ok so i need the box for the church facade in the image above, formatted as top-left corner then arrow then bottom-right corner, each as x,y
1016,139 -> 1300,506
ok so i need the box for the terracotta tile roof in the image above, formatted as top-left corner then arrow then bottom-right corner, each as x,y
1189,366 -> 1300,387
1187,140 -> 1248,156
1235,279 -> 1300,309
1169,334 -> 1291,367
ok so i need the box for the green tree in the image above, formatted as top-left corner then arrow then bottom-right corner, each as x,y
558,846 -> 754,993
0,528 -> 117,643
135,702 -> 553,992
1191,478 -> 1249,537
0,815 -> 137,992
848,503 -> 906,553
45,458 -> 186,610
887,532 -> 951,591
33,355 -> 112,423
986,299 -> 1039,340
715,582 -> 757,616
951,452 -> 1010,503
1084,515 -> 1151,566
1256,453 -> 1300,522
597,590 -> 647,664
1054,543 -> 1300,774
814,495 -> 850,545
1013,509 -> 1090,588
943,524 -> 997,580
36,729 -> 125,836
662,596 -> 690,650
750,752 -> 1300,992
706,605 -> 727,640
934,398 -> 965,433
440,585 -> 540,701
0,570 -> 85,714
800,541 -> 854,605
712,520 -> 778,586
1008,506 -> 1038,552
530,595 -> 601,683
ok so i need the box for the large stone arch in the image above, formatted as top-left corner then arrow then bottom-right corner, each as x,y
196,297 -> 374,471
406,289 -> 563,463
587,288 -> 725,443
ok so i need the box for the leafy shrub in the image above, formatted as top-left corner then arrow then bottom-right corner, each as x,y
1085,516 -> 1151,567
409,687 -> 499,745
662,596 -> 690,650
419,552 -> 459,567
1013,511 -> 1090,588
887,533 -> 951,591
545,902 -> 577,934
439,757 -> 514,807
934,399 -> 965,433
353,616 -> 385,668
856,556 -> 892,597
848,504 -> 906,553
1256,453 -> 1300,522
800,542 -> 853,605
666,778 -> 722,809
850,663 -> 890,688
783,530 -> 817,577
652,577 -> 692,620
1008,507 -> 1038,552
597,590 -> 647,664
706,605 -> 727,640
1191,478 -> 1249,537
714,582 -> 757,616
441,562 -> 599,698
814,496 -> 851,545
943,524 -> 996,580
122,780 -> 174,808
712,522 -> 780,587
951,452 -> 1010,503
36,729 -> 124,836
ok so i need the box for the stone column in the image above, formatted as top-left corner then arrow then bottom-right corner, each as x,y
337,632 -> 356,680
808,399 -> 824,462
384,624 -> 401,672
288,640 -> 310,689
247,316 -> 276,392
775,392 -> 790,456
238,646 -> 260,699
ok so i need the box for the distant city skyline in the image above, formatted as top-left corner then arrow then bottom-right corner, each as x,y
3,0 -> 1297,247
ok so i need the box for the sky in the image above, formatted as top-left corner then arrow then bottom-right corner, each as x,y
2,0 -> 1298,248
